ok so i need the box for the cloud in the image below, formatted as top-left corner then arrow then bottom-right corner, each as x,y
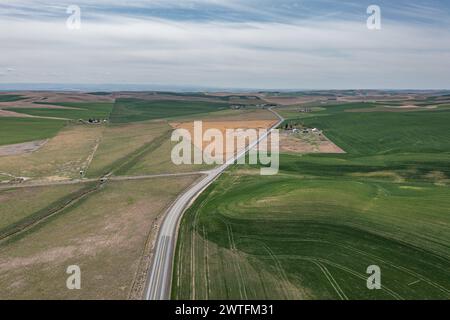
0,0 -> 449,89
6,0 -> 447,24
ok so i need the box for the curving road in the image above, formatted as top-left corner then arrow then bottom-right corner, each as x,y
145,109 -> 284,300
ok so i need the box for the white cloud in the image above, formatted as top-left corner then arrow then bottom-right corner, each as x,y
1,9 -> 449,89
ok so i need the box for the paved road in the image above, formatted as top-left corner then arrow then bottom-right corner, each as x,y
145,109 -> 284,300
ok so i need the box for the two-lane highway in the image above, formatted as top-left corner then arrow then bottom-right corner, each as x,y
145,109 -> 284,300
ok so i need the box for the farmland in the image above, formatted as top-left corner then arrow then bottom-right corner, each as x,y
0,124 -> 104,180
0,184 -> 85,233
0,117 -> 66,146
172,102 -> 450,300
6,102 -> 114,120
0,91 -> 276,300
117,136 -> 214,176
0,176 -> 200,299
85,121 -> 171,177
85,120 -> 215,178
110,98 -> 229,123
0,95 -> 26,102
1,90 -> 449,300
0,92 -> 274,182
300,107 -> 450,155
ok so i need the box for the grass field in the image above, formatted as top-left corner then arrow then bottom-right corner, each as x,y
0,176 -> 199,299
0,124 -> 104,180
0,117 -> 66,146
121,137 -> 214,176
172,104 -> 450,300
110,98 -> 229,123
83,120 -> 211,178
7,102 -> 114,120
86,121 -> 170,178
0,184 -> 85,233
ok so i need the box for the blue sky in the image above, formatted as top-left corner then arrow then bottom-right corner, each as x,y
2,0 -> 450,24
1,0 -> 449,89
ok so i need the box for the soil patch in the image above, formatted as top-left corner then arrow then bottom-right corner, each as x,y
279,132 -> 345,154
0,140 -> 48,156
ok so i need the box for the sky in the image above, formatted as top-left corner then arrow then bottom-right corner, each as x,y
1,0 -> 450,90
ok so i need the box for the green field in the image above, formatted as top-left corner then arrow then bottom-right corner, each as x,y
7,102 -> 114,120
0,117 -> 66,146
312,107 -> 450,150
109,98 -> 229,123
173,104 -> 450,300
0,94 -> 26,102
